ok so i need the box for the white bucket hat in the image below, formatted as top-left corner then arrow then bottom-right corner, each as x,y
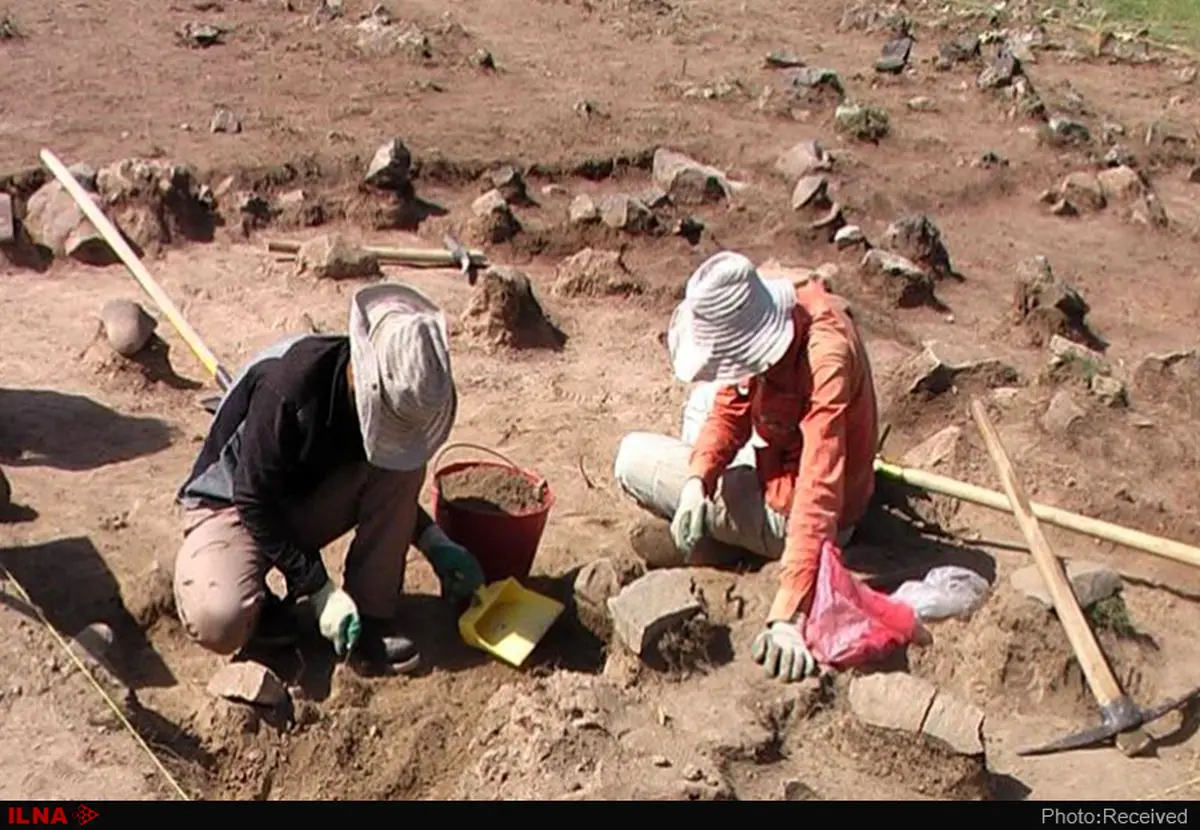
348,283 -> 457,471
667,251 -> 797,384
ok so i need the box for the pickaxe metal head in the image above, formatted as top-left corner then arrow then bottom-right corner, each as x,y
442,233 -> 476,285
1016,684 -> 1200,757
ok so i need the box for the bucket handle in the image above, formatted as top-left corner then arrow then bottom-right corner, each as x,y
431,441 -> 543,485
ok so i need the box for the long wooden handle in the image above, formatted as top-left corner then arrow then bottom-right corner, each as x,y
39,148 -> 232,390
969,399 -> 1125,707
874,459 -> 1200,570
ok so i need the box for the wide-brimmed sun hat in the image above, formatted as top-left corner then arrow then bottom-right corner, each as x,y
348,283 -> 457,471
667,251 -> 797,384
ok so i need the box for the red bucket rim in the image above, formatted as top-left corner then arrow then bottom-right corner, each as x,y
432,459 -> 555,517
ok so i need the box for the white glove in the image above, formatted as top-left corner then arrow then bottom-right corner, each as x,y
751,621 -> 817,682
310,580 -> 361,656
670,477 -> 710,555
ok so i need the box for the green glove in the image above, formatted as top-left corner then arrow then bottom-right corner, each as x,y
419,525 -> 486,604
310,580 -> 361,657
670,477 -> 709,555
751,621 -> 817,682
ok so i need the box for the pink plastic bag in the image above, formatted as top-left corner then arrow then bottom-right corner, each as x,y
803,539 -> 918,669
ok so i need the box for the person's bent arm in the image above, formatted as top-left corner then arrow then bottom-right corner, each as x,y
232,393 -> 330,599
767,345 -> 850,624
687,383 -> 753,494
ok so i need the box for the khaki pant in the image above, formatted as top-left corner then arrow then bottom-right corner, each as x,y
173,462 -> 424,655
614,382 -> 854,561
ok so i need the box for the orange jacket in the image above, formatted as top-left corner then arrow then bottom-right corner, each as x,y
686,279 -> 878,623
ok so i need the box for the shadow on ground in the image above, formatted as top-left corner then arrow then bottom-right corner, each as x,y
0,388 -> 174,470
0,536 -> 175,689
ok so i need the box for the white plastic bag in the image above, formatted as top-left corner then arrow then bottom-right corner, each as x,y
892,566 -> 991,622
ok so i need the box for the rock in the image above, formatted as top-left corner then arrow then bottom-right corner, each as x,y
783,780 -> 821,800
764,50 -> 805,69
834,102 -> 890,142
1045,116 -> 1090,145
898,425 -> 968,528
607,570 -> 702,656
68,163 -> 98,191
177,21 -> 224,47
892,342 -> 1018,399
1096,165 -> 1144,202
23,180 -> 113,264
295,234 -> 381,280
881,215 -> 953,278
922,691 -> 985,755
834,224 -> 866,249
553,248 -> 645,298
1040,389 -> 1087,436
573,556 -> 646,641
936,33 -> 980,69
848,672 -> 937,733
1048,334 -> 1108,374
907,96 -> 938,112
364,138 -> 412,191
467,189 -> 522,244
68,622 -> 115,669
1180,66 -> 1197,84
1010,560 -> 1122,610
783,67 -> 845,105
0,192 -> 12,244
568,194 -> 599,225
487,165 -> 528,204
209,107 -> 241,134
1131,193 -> 1169,229
859,249 -> 933,307
1059,172 -> 1106,212
206,661 -> 289,707
99,299 -> 158,357
1190,166 -> 1200,184
1089,374 -> 1128,408
876,36 -> 913,73
651,149 -> 731,205
775,140 -> 832,180
1012,256 -> 1093,346
460,266 -> 566,351
597,194 -> 658,234
94,158 -> 215,252
977,48 -> 1019,89
790,175 -> 830,211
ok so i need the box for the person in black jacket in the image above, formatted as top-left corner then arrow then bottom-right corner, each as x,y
173,283 -> 484,674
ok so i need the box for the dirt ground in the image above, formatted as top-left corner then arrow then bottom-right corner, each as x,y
4,0 -> 1200,801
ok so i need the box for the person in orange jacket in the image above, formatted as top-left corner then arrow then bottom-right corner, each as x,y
614,251 -> 879,682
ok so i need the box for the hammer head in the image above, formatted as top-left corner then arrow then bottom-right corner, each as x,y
1016,683 -> 1200,757
442,233 -> 476,285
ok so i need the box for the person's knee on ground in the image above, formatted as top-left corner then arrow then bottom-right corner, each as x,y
174,580 -> 264,656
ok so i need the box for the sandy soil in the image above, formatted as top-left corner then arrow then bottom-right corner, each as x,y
3,0 -> 1200,801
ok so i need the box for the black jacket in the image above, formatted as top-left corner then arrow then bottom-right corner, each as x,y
178,335 -> 432,597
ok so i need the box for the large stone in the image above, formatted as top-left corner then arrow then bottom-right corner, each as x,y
553,248 -> 645,298
1040,389 -> 1088,436
1096,165 -> 1146,203
206,661 -> 289,707
99,298 -> 158,357
23,180 -> 112,263
774,140 -> 832,180
1059,172 -> 1106,212
568,194 -> 599,225
295,234 -> 381,280
68,622 -> 115,671
1010,560 -> 1122,610
897,426 -> 968,529
607,570 -> 702,656
573,556 -> 646,640
597,194 -> 658,233
921,691 -> 985,755
881,215 -> 953,278
364,138 -> 412,190
848,672 -> 937,733
93,158 -> 215,252
859,249 -> 933,307
651,149 -> 731,205
790,175 -> 830,211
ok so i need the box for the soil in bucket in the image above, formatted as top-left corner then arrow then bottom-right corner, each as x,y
439,465 -> 547,516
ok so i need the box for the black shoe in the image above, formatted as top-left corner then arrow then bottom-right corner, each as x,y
247,594 -> 299,649
348,617 -> 421,676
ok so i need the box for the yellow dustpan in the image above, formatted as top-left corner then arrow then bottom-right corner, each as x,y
458,577 -> 565,667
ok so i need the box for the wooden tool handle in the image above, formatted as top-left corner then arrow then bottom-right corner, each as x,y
969,399 -> 1126,707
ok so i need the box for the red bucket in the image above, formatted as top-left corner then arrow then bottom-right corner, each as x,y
429,442 -> 555,583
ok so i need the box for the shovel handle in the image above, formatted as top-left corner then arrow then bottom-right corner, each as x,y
969,400 -> 1127,708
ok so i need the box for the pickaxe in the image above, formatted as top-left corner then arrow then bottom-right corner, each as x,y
970,399 -> 1200,757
